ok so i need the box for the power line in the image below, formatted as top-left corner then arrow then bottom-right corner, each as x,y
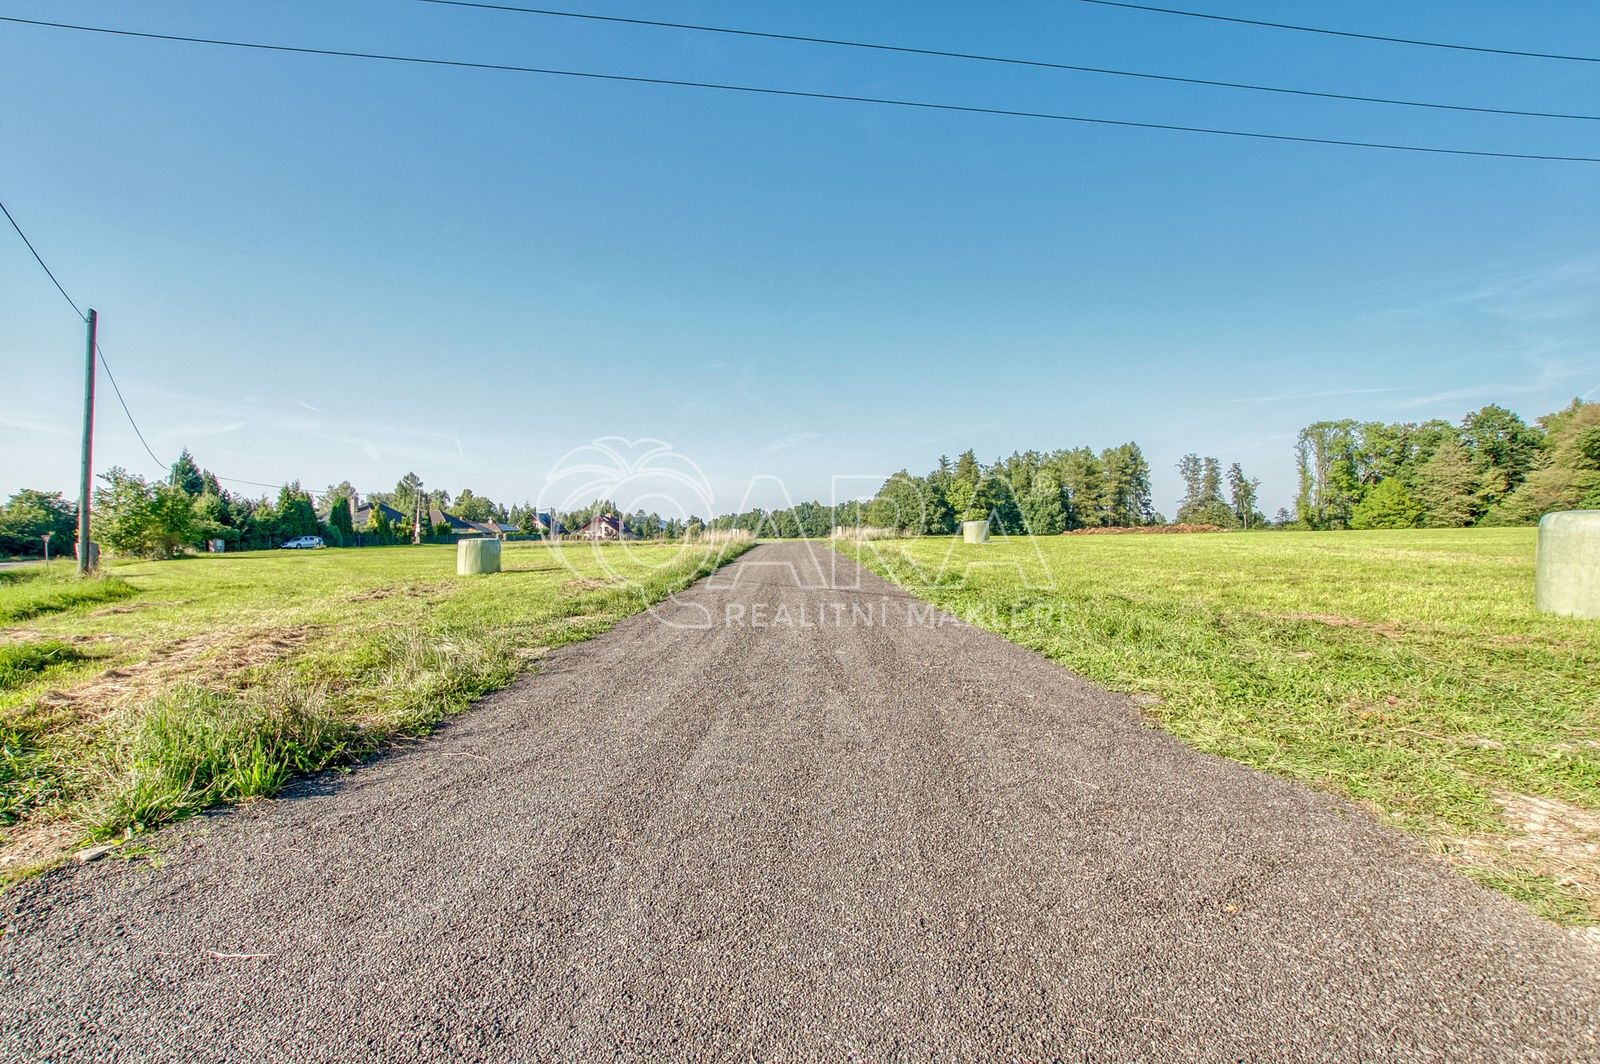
214,475 -> 313,495
416,0 -> 1600,123
1073,0 -> 1600,64
2,15 -> 1597,163
0,195 -> 379,497
0,195 -> 169,472
0,196 -> 86,319
93,343 -> 168,470
3,198 -> 378,501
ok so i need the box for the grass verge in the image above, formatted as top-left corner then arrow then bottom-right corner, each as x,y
1,537 -> 750,872
0,567 -> 138,622
840,528 -> 1600,926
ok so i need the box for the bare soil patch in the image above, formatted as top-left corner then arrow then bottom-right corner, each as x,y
32,626 -> 319,719
1498,793 -> 1600,889
1275,612 -> 1406,640
561,577 -> 624,595
88,603 -> 150,617
0,821 -> 79,876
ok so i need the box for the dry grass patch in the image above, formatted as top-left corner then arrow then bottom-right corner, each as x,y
32,627 -> 318,721
1274,612 -> 1407,640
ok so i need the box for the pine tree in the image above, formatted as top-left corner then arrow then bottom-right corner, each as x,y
169,449 -> 205,496
1102,443 -> 1155,526
947,450 -> 981,521
1022,470 -> 1066,535
1414,438 -> 1483,527
1056,448 -> 1106,528
1200,457 -> 1224,509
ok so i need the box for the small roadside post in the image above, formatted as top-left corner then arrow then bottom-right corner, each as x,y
41,531 -> 52,568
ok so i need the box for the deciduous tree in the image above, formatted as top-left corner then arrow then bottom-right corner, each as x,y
1350,478 -> 1423,529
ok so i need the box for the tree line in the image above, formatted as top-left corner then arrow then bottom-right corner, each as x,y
708,444 -> 1162,537
2,439 -> 1165,558
6,401 -> 1593,558
0,448 -> 718,558
1293,399 -> 1600,530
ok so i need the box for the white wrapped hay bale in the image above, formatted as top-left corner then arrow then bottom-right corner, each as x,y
1536,511 -> 1600,619
962,520 -> 990,544
457,537 -> 501,576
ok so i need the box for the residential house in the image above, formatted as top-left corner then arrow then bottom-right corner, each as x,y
429,509 -> 530,540
352,501 -> 409,532
576,513 -> 633,541
527,512 -> 565,537
479,519 -> 522,540
428,508 -> 484,535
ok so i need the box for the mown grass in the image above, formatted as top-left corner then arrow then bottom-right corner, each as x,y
0,566 -> 137,622
0,538 -> 749,870
841,528 -> 1600,925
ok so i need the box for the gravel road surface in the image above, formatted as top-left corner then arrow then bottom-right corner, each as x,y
4,542 -> 1597,1061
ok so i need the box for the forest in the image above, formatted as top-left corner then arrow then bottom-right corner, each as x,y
1294,400 -> 1600,530
707,443 -> 1163,538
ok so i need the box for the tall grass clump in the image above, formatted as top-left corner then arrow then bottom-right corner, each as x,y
0,641 -> 90,691
0,714 -> 70,826
0,569 -> 137,622
692,529 -> 755,545
829,526 -> 905,541
92,684 -> 353,839
349,624 -> 521,733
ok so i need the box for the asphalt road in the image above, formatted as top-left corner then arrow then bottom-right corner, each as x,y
4,542 -> 1597,1061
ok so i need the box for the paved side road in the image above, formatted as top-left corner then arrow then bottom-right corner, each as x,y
3,542 -> 1597,1061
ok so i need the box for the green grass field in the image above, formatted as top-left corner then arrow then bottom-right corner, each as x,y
841,528 -> 1600,925
0,538 -> 749,875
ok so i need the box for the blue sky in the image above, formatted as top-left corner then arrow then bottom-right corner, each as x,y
2,0 -> 1597,518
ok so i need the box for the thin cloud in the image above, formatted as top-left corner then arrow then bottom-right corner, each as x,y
164,420 -> 248,439
0,410 -> 72,437
1460,258 -> 1600,325
764,431 -> 821,454
1397,360 -> 1599,411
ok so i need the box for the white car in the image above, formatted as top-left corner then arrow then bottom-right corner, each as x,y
279,536 -> 325,550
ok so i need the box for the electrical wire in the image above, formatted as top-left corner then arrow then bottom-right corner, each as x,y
1072,0 -> 1600,64
416,0 -> 1600,122
0,196 -> 86,319
2,14 -> 1597,162
4,201 -> 397,499
93,343 -> 168,470
1,196 -> 169,471
214,476 -> 290,492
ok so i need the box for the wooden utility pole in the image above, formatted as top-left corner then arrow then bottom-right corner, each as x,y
77,309 -> 97,576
